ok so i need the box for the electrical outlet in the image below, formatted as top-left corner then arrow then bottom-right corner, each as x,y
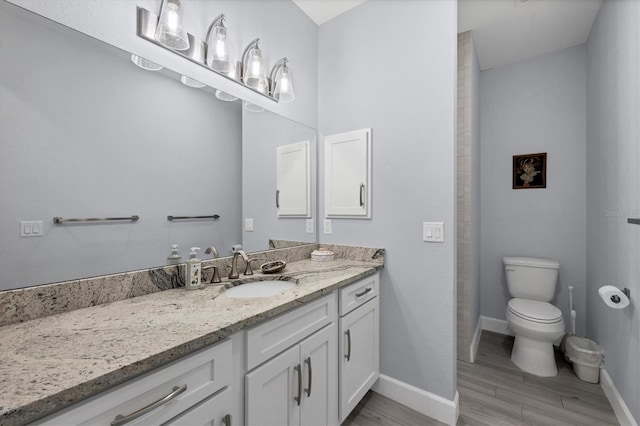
306,219 -> 314,234
20,221 -> 43,237
244,218 -> 254,231
323,219 -> 332,235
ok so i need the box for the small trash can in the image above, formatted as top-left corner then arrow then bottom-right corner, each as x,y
564,336 -> 603,383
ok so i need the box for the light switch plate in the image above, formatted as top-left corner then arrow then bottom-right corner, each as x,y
20,221 -> 43,237
323,219 -> 332,234
244,218 -> 254,231
423,222 -> 444,242
306,219 -> 314,234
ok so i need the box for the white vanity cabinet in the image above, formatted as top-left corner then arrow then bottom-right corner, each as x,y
245,293 -> 338,426
34,338 -> 237,426
338,274 -> 380,422
324,128 -> 372,218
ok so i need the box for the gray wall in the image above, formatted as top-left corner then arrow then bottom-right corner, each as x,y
480,45 -> 587,335
242,111 -> 316,252
7,0 -> 319,129
0,5 -> 242,289
318,1 -> 458,400
586,0 -> 640,421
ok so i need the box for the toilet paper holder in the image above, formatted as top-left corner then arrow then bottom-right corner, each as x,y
610,288 -> 631,304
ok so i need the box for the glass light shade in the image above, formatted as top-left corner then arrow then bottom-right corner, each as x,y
180,75 -> 205,88
155,0 -> 189,51
206,18 -> 232,73
131,54 -> 163,71
242,45 -> 267,92
273,64 -> 295,103
215,90 -> 238,102
243,101 -> 264,113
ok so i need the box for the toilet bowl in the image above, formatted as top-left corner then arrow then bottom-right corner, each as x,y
503,257 -> 565,377
506,298 -> 565,377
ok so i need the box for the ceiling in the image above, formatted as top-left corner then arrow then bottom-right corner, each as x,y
293,0 -> 602,71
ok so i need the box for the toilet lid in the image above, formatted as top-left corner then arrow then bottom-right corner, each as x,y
508,298 -> 563,323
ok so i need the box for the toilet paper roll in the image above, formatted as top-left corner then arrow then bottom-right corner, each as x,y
598,285 -> 630,309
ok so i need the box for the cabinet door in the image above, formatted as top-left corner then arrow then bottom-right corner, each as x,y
299,323 -> 337,426
164,387 -> 233,426
246,345 -> 301,426
277,140 -> 311,217
339,297 -> 380,422
324,128 -> 372,218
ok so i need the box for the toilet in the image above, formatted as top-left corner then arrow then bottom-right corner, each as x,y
504,257 -> 565,377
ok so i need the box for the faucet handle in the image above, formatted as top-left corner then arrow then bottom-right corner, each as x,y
244,258 -> 254,276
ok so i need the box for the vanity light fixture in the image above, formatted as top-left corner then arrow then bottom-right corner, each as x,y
130,54 -> 163,71
206,14 -> 232,73
242,38 -> 268,93
270,58 -> 295,103
155,0 -> 189,51
179,34 -> 207,88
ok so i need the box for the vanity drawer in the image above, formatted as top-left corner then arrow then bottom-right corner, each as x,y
246,292 -> 337,371
339,274 -> 379,316
35,339 -> 232,426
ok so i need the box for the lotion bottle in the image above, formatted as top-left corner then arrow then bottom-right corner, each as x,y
167,244 -> 182,265
185,247 -> 202,290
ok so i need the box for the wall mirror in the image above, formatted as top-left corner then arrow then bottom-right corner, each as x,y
0,1 -> 317,291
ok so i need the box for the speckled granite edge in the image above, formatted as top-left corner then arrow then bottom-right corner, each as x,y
0,244 -> 319,327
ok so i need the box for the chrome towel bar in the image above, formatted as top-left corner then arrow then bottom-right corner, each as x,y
53,215 -> 139,224
167,214 -> 220,221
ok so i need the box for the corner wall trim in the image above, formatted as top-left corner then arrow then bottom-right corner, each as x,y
600,368 -> 637,426
469,317 -> 483,362
372,374 -> 459,425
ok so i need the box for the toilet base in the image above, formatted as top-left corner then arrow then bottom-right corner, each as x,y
511,335 -> 558,377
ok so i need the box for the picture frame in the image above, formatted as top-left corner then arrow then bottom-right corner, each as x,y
513,152 -> 547,189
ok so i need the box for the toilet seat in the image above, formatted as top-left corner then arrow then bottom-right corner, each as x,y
508,298 -> 563,324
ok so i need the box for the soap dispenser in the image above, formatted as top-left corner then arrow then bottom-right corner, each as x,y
167,244 -> 182,265
185,247 -> 202,290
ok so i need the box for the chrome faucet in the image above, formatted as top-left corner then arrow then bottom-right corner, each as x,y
228,249 -> 251,279
203,246 -> 221,283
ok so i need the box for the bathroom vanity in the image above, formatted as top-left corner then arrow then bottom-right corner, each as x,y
0,250 -> 382,426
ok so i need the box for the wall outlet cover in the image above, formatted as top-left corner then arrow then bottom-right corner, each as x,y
244,218 -> 254,232
323,219 -> 332,234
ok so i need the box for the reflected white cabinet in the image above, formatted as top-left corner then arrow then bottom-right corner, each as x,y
245,323 -> 337,426
338,275 -> 380,422
277,140 -> 311,217
324,128 -> 372,218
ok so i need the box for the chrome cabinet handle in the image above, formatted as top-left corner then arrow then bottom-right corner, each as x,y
345,329 -> 351,361
355,287 -> 372,298
222,414 -> 232,426
111,384 -> 187,426
294,364 -> 302,406
304,357 -> 312,397
276,190 -> 280,209
359,184 -> 365,207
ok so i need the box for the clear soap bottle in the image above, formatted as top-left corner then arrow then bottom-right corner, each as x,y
185,247 -> 202,290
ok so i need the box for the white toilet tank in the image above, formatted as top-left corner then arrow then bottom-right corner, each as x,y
503,257 -> 560,302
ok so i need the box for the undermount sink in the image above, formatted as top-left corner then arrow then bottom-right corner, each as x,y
223,280 -> 296,299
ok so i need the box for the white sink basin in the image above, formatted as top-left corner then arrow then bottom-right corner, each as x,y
224,280 -> 296,299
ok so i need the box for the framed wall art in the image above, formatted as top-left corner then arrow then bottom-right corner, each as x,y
513,152 -> 547,189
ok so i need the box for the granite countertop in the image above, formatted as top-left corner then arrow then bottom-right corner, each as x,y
0,258 -> 382,425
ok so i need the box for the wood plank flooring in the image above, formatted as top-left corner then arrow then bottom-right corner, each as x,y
343,331 -> 618,425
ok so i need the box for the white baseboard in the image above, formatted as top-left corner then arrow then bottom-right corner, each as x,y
469,318 -> 483,362
372,374 -> 459,425
480,315 -> 514,336
600,368 -> 637,426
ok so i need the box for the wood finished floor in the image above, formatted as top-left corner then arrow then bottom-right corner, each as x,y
343,331 -> 618,426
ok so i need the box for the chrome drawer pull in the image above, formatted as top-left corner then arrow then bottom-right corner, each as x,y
345,329 -> 352,361
359,184 -> 365,207
294,364 -> 302,406
355,287 -> 372,298
222,414 -> 232,426
304,357 -> 312,397
111,384 -> 187,426
276,190 -> 280,209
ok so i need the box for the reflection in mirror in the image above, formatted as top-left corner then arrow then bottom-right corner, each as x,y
0,2 -> 316,291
